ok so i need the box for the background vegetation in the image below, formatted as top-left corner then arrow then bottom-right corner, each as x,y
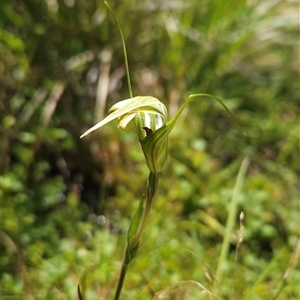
1,0 -> 299,299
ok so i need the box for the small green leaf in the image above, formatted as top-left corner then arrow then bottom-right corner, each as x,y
167,93 -> 245,136
125,195 -> 145,262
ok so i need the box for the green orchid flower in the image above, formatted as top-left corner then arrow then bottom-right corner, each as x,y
80,96 -> 168,173
78,4 -> 245,300
80,94 -> 242,174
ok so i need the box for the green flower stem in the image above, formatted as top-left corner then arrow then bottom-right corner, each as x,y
133,172 -> 159,244
114,172 -> 159,300
104,1 -> 132,99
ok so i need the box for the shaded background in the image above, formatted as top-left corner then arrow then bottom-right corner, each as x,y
1,0 -> 299,299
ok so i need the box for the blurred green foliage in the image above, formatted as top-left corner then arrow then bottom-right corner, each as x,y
1,0 -> 299,299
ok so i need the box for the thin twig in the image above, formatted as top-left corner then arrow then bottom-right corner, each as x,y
40,81 -> 65,126
20,87 -> 48,122
94,49 -> 112,122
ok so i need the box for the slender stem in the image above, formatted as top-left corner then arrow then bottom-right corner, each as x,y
104,1 -> 133,99
215,157 -> 250,282
133,172 -> 159,244
113,172 -> 159,300
113,259 -> 128,300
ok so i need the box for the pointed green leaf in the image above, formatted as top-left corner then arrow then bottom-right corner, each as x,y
125,195 -> 145,262
77,284 -> 84,300
167,93 -> 245,136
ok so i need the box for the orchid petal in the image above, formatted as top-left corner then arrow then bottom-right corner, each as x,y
80,96 -> 167,138
118,112 -> 137,130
